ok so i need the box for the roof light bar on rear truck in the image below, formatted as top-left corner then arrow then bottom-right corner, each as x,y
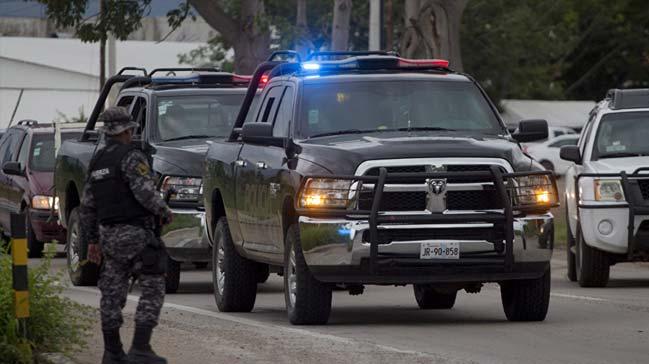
299,56 -> 450,74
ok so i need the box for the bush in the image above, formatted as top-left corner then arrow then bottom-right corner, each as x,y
0,245 -> 94,364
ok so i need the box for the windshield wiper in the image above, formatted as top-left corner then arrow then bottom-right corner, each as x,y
308,129 -> 382,138
598,152 -> 649,159
395,126 -> 457,132
163,135 -> 212,142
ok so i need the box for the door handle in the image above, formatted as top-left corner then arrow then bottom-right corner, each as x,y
256,162 -> 268,169
235,160 -> 247,167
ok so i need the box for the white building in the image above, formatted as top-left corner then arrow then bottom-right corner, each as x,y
0,36 -> 205,127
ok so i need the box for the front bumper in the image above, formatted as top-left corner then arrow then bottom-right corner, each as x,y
29,209 -> 66,243
299,213 -> 553,284
160,208 -> 210,262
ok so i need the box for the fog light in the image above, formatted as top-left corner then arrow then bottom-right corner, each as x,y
598,220 -> 614,236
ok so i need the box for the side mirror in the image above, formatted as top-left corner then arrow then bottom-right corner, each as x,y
512,119 -> 549,143
560,145 -> 581,164
241,123 -> 285,147
2,161 -> 24,177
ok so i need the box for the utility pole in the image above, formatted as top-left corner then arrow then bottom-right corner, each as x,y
369,0 -> 382,51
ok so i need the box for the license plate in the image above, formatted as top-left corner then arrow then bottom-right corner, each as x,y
419,242 -> 460,260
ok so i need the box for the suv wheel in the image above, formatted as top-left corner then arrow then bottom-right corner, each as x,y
566,213 -> 577,282
284,224 -> 332,325
66,208 -> 98,286
26,214 -> 44,258
165,256 -> 181,293
576,226 -> 610,287
212,217 -> 257,312
413,285 -> 457,309
257,264 -> 270,283
500,268 -> 551,321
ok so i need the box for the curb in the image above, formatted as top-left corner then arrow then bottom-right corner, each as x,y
34,353 -> 78,364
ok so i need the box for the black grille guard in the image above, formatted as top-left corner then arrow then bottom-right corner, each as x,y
576,167 -> 649,259
296,167 -> 558,273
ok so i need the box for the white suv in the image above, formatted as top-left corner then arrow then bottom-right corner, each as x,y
561,89 -> 649,287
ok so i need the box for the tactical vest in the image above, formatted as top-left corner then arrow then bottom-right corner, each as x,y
89,142 -> 152,225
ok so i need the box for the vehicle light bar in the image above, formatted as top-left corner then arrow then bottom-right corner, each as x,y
299,56 -> 450,73
151,73 -> 251,85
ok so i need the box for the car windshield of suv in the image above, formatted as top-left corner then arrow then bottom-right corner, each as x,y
30,132 -> 80,172
593,111 -> 649,159
156,94 -> 245,141
298,80 -> 502,138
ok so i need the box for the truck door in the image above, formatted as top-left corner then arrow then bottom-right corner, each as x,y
0,130 -> 26,232
235,84 -> 285,256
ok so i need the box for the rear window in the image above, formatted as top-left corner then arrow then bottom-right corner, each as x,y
30,132 -> 80,171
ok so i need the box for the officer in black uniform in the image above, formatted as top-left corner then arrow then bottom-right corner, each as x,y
79,106 -> 172,364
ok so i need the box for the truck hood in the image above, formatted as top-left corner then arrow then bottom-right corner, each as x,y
297,132 -> 536,174
28,170 -> 54,196
589,156 -> 649,174
152,139 -> 211,177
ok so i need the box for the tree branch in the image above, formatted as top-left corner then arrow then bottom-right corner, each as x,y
187,0 -> 239,44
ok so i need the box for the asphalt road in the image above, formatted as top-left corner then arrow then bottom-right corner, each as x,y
45,249 -> 649,364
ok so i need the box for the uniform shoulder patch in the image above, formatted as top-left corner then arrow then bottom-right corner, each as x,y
136,163 -> 150,176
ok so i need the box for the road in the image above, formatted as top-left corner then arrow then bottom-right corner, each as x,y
47,250 -> 648,364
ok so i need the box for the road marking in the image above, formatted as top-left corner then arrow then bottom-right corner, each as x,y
68,286 -> 444,360
550,293 -> 608,302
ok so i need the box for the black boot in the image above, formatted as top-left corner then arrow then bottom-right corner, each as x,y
127,326 -> 167,364
102,329 -> 128,364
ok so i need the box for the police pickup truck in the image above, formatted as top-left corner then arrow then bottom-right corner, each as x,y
562,88 -> 649,287
55,67 -> 250,292
203,52 -> 559,325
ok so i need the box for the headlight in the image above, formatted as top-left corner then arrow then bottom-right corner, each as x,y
594,179 -> 624,201
510,174 -> 557,209
160,176 -> 202,202
32,195 -> 58,210
299,178 -> 356,209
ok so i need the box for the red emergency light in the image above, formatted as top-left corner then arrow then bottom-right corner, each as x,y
397,58 -> 450,68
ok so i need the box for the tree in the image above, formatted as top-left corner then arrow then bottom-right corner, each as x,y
331,0 -> 352,50
401,0 -> 468,70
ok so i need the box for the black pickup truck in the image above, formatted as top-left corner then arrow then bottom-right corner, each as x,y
55,67 -> 250,292
203,52 -> 559,325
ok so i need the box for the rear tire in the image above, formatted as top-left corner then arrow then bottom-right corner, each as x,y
66,208 -> 99,286
413,285 -> 457,309
212,217 -> 257,312
500,268 -> 551,322
193,262 -> 208,269
165,256 -> 181,293
284,224 -> 332,325
566,210 -> 577,282
26,214 -> 44,258
576,227 -> 610,287
257,264 -> 270,283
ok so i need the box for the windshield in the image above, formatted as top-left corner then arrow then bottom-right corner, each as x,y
30,132 -> 80,172
156,94 -> 245,141
298,80 -> 502,138
593,111 -> 649,159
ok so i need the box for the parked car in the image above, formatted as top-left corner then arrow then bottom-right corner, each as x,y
203,51 -> 558,325
562,88 -> 649,287
0,120 -> 81,257
526,134 -> 579,174
55,67 -> 251,292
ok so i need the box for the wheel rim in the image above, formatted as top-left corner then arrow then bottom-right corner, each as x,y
287,249 -> 297,308
215,242 -> 225,296
68,224 -> 80,273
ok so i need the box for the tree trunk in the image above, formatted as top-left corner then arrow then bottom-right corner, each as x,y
189,0 -> 270,74
385,0 -> 393,51
400,0 -> 467,71
99,0 -> 106,89
296,0 -> 311,57
331,0 -> 352,51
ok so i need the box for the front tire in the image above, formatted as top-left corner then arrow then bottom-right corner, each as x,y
165,256 -> 181,293
566,210 -> 577,282
66,208 -> 99,286
26,214 -> 44,258
500,268 -> 551,321
576,227 -> 610,287
413,285 -> 457,309
284,225 -> 332,325
212,217 -> 257,312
